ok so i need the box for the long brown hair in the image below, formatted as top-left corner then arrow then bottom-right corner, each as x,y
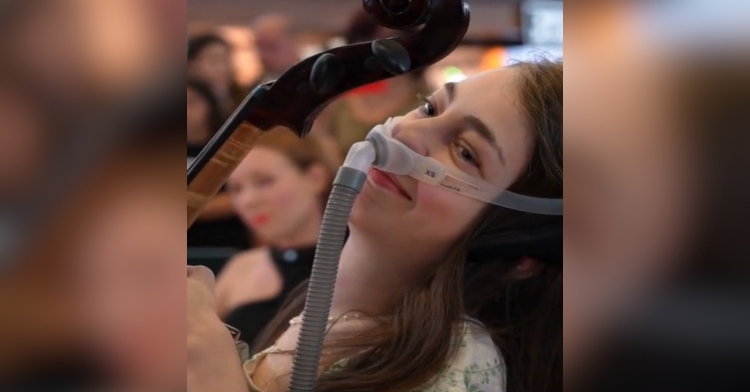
253,61 -> 563,392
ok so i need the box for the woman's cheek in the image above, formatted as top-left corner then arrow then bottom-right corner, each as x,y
418,186 -> 482,227
414,184 -> 446,211
271,188 -> 297,209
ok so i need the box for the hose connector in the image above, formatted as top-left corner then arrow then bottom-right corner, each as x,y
342,140 -> 376,173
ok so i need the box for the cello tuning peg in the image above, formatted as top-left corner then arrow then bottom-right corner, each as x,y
310,53 -> 346,95
379,0 -> 411,15
371,39 -> 411,75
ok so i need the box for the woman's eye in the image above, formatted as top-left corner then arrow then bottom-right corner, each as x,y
255,177 -> 275,187
419,97 -> 438,117
454,142 -> 480,167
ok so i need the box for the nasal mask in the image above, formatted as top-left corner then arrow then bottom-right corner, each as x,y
362,117 -> 563,215
286,117 -> 562,391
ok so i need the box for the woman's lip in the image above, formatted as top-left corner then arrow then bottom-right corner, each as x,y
368,168 -> 411,200
251,214 -> 270,226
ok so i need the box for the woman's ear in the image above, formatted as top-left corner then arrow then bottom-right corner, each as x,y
304,163 -> 330,194
509,257 -> 544,280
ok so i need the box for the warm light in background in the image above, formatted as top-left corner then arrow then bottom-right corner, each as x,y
480,47 -> 507,70
424,46 -> 485,90
74,0 -> 161,92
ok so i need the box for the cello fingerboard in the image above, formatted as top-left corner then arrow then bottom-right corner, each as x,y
187,122 -> 273,226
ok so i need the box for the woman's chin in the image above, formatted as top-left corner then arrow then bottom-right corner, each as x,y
348,200 -> 374,231
348,203 -> 402,240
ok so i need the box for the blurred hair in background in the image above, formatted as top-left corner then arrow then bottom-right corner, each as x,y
188,33 -> 248,117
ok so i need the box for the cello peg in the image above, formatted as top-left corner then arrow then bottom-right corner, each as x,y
310,53 -> 345,95
371,39 -> 411,75
379,0 -> 411,15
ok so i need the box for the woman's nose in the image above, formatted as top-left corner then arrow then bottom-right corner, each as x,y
237,189 -> 259,210
390,119 -> 431,156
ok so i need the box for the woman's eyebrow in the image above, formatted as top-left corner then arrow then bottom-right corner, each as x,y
463,115 -> 506,165
443,81 -> 506,164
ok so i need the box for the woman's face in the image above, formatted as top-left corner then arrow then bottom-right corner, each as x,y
77,183 -> 185,389
186,86 -> 210,138
227,147 -> 326,245
189,43 -> 232,93
349,68 -> 536,266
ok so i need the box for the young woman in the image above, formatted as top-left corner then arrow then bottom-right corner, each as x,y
215,130 -> 335,345
188,60 -> 563,392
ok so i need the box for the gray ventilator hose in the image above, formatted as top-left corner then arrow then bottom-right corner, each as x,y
288,166 -> 368,392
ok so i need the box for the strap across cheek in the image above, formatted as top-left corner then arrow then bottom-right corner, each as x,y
366,118 -> 563,216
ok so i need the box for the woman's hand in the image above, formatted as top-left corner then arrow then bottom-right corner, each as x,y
187,266 -> 219,335
187,266 -> 249,392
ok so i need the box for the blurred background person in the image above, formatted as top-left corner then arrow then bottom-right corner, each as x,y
215,129 -> 334,345
564,51 -> 700,389
251,14 -> 301,85
0,75 -> 185,392
563,3 -> 750,391
74,0 -> 169,98
74,125 -> 185,391
187,77 -> 250,250
188,33 -> 246,116
0,0 -> 90,117
0,0 -> 184,387
312,9 -> 431,157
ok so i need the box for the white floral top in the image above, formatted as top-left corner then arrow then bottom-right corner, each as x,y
243,320 -> 506,392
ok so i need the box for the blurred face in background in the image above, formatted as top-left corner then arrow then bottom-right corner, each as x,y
563,9 -> 699,384
188,42 -> 233,94
187,85 -> 210,141
252,16 -> 299,76
76,166 -> 185,390
3,0 -> 87,106
227,147 -> 327,247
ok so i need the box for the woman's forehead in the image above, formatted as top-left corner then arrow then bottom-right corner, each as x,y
444,68 -> 525,135
231,147 -> 287,177
438,68 -> 520,113
461,68 -> 519,94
